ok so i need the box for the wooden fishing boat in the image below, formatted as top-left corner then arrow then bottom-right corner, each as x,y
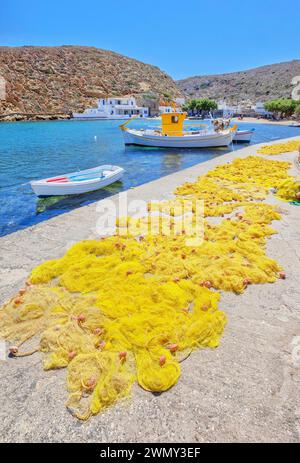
120,113 -> 236,148
233,128 -> 255,143
30,165 -> 124,197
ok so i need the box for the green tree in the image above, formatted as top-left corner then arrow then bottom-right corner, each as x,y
188,99 -> 198,113
181,103 -> 190,112
195,98 -> 218,113
183,98 -> 217,115
264,98 -> 297,118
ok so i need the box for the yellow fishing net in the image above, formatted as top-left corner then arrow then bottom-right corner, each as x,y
257,139 -> 300,155
275,178 -> 300,202
0,154 -> 297,419
176,155 -> 299,204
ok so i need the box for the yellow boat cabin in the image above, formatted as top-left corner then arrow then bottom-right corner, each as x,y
161,112 -> 186,137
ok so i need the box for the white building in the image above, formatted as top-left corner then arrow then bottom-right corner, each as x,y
159,105 -> 175,114
253,101 -> 270,116
158,97 -> 185,115
217,101 -> 241,117
73,96 -> 149,120
175,97 -> 185,106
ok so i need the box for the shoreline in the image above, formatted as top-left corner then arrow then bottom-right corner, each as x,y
0,113 -> 71,122
1,113 -> 299,125
0,137 -> 300,442
232,116 -> 300,126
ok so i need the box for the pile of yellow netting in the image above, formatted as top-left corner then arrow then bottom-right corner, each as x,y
0,154 -> 297,420
257,139 -> 300,155
175,155 -> 299,204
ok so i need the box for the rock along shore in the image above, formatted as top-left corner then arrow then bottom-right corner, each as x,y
0,112 -> 71,122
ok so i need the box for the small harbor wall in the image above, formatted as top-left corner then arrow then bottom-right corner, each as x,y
0,137 -> 300,442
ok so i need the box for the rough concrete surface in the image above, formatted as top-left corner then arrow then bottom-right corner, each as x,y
0,138 -> 300,443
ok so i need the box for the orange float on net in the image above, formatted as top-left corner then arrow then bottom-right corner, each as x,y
159,355 -> 166,366
94,328 -> 103,336
168,344 -> 178,353
68,351 -> 77,360
86,377 -> 97,390
77,314 -> 86,323
203,281 -> 212,289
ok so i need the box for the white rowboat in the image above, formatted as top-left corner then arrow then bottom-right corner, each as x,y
30,165 -> 124,197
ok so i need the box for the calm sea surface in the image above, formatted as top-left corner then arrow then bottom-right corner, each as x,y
0,118 -> 299,237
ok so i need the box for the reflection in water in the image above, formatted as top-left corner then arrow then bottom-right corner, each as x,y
36,181 -> 124,214
36,195 -> 69,214
162,153 -> 183,170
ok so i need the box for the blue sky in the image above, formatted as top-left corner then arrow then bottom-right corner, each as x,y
0,0 -> 299,80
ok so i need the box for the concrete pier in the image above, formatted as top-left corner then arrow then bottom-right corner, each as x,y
0,138 -> 300,442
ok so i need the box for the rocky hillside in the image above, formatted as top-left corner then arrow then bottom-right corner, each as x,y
177,60 -> 300,105
0,46 -> 182,119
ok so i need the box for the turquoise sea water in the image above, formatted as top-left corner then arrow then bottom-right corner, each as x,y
0,118 -> 300,237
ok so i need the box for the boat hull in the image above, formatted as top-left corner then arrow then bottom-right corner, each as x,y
123,129 -> 234,148
72,116 -> 140,121
30,165 -> 124,197
233,130 -> 254,143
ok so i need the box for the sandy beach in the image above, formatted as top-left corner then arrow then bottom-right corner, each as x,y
232,116 -> 300,126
